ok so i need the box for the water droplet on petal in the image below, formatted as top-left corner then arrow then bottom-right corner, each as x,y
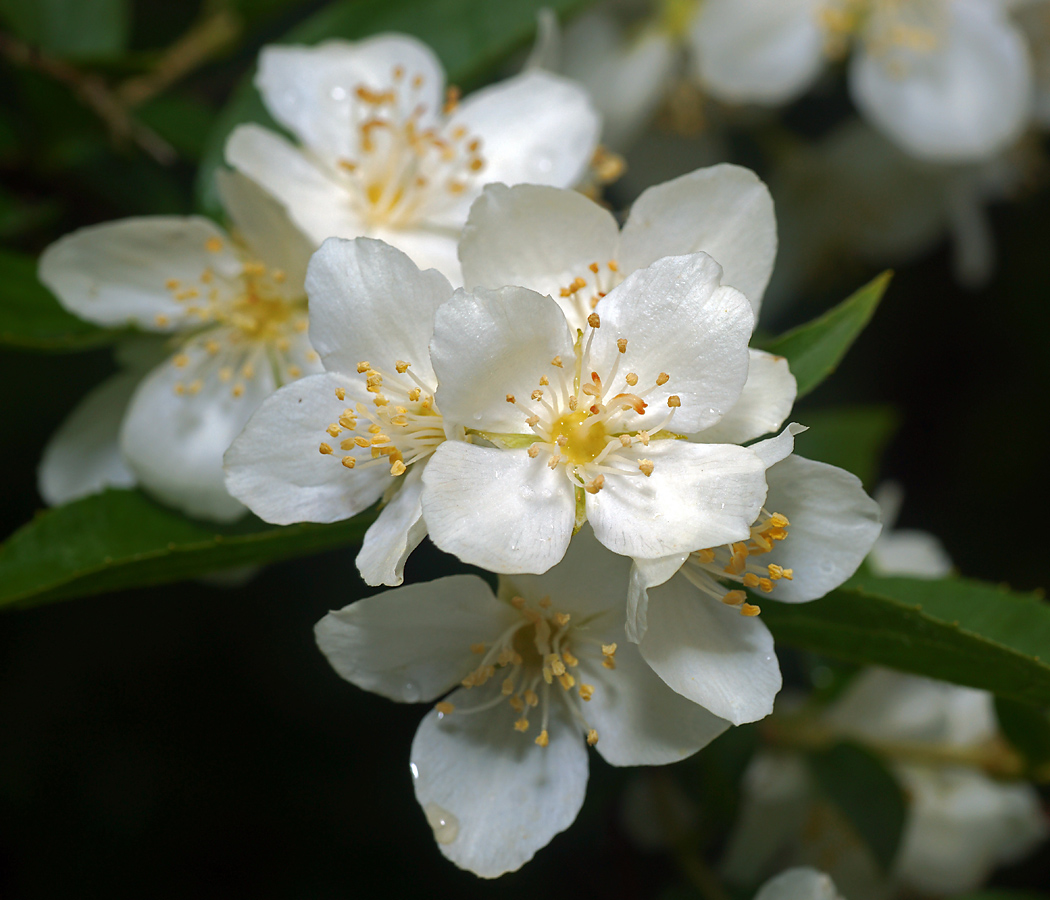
423,803 -> 459,844
403,680 -> 420,702
330,85 -> 347,101
409,762 -> 420,780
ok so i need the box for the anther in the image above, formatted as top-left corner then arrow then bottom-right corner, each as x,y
501,678 -> 515,696
357,361 -> 370,373
435,702 -> 454,714
506,394 -> 516,404
740,603 -> 762,617
553,612 -> 570,627
539,375 -> 549,386
531,389 -> 543,401
721,590 -> 747,606
587,313 -> 601,329
586,729 -> 599,746
579,684 -> 594,701
584,475 -> 605,494
390,460 -> 407,476
667,396 -> 681,408
638,460 -> 654,477
527,445 -> 540,458
327,424 -> 342,437
524,689 -> 539,707
656,373 -> 669,386
589,262 -> 600,273
341,456 -> 356,469
335,387 -> 346,400
625,372 -> 638,386
535,730 -> 550,747
617,338 -> 628,353
551,356 -> 563,368
395,360 -> 411,374
205,237 -> 223,253
319,443 -> 333,455
514,718 -> 530,732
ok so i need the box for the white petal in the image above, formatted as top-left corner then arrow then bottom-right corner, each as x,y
619,164 -> 778,315
38,371 -> 139,505
870,528 -> 953,578
639,573 -> 781,724
410,689 -> 588,877
421,442 -> 575,574
625,554 -> 688,643
39,217 -> 242,331
582,641 -> 730,766
691,0 -> 826,105
850,0 -> 1032,162
255,36 -> 445,162
458,183 -> 620,324
223,372 -> 387,524
225,124 -> 361,246
449,70 -> 600,190
121,351 -> 272,521
693,350 -> 796,444
587,441 -> 768,560
214,169 -> 314,297
371,224 -> 461,286
305,237 -> 452,383
430,286 -> 576,434
355,463 -> 428,586
590,253 -> 754,434
750,421 -> 807,468
762,455 -> 883,603
755,868 -> 844,900
314,574 -> 516,703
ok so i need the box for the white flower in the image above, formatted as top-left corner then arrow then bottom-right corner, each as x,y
756,868 -> 846,900
421,249 -> 770,576
692,0 -> 1033,163
225,33 -> 601,284
314,528 -> 730,878
867,481 -> 953,577
37,172 -> 320,521
224,237 -> 453,586
625,429 -> 882,721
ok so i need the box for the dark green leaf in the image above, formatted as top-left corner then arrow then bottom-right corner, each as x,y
793,404 -> 899,488
196,0 -> 588,213
0,0 -> 130,60
954,893 -> 1050,900
762,575 -> 1050,706
995,696 -> 1050,768
0,489 -> 374,610
136,95 -> 218,162
762,271 -> 891,399
806,741 -> 906,871
0,248 -> 124,351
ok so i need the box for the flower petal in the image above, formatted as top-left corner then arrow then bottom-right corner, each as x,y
255,36 -> 445,162
754,868 -> 844,900
224,372 -> 388,524
762,455 -> 882,603
625,554 -> 689,643
430,286 -> 576,434
314,574 -> 516,703
410,687 -> 588,877
39,217 -> 241,331
421,442 -> 575,574
121,351 -> 275,521
870,528 -> 953,578
355,463 -> 428,586
750,421 -> 807,468
214,169 -> 314,298
691,0 -> 826,106
620,165 -> 778,315
589,253 -> 754,434
305,237 -> 452,383
449,70 -> 600,191
850,0 -> 1032,162
458,183 -> 620,326
38,371 -> 139,505
371,223 -> 461,286
581,641 -> 730,766
693,350 -> 796,444
587,441 -> 767,560
639,573 -> 781,724
225,124 -> 361,246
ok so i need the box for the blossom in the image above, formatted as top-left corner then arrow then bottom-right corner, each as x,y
421,249 -> 770,576
756,869 -> 846,900
225,33 -> 601,284
314,529 -> 731,878
224,237 -> 452,586
692,0 -> 1033,163
37,172 -> 320,521
867,481 -> 953,577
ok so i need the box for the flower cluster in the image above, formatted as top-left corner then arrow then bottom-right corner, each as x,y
36,32 -> 887,879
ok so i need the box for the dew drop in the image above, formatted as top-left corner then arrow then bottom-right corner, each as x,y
330,85 -> 348,101
423,803 -> 459,844
409,762 -> 420,781
402,680 -> 421,703
532,153 -> 554,176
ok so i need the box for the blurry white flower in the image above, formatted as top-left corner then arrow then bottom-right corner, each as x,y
226,33 -> 601,283
224,237 -> 452,586
315,529 -> 730,877
756,868 -> 846,900
692,0 -> 1033,163
421,249 -> 770,576
867,481 -> 953,577
38,172 -> 319,521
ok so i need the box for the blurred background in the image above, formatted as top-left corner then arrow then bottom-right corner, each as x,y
2,0 -> 1049,896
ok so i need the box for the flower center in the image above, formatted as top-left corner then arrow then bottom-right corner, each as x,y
163,236 -> 314,399
679,510 -> 794,616
549,410 -> 609,466
317,359 -> 445,478
557,260 -> 622,331
432,594 -> 615,749
332,68 -> 486,229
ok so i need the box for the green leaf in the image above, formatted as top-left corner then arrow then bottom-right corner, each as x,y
762,271 -> 891,399
0,0 -> 130,60
995,696 -> 1050,769
0,489 -> 374,610
954,893 -> 1050,900
806,741 -> 906,871
196,0 -> 588,213
762,574 -> 1050,706
0,248 -> 124,351
793,404 -> 899,488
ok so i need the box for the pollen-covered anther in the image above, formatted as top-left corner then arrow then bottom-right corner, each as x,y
625,372 -> 638,386
535,730 -> 550,748
616,338 -> 628,353
514,718 -> 530,733
501,677 -> 515,696
390,460 -> 407,476
768,564 -> 793,581
667,395 -> 681,408
326,424 -> 342,437
527,445 -> 540,458
551,356 -> 563,368
525,415 -> 540,427
341,456 -> 356,469
721,590 -> 747,606
638,459 -> 654,477
356,361 -> 371,373
601,643 -> 617,669
740,602 -> 762,617
335,387 -> 346,401
587,312 -> 601,329
586,729 -> 599,746
319,443 -> 333,455
435,701 -> 454,715
506,394 -> 516,404
584,475 -> 605,494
